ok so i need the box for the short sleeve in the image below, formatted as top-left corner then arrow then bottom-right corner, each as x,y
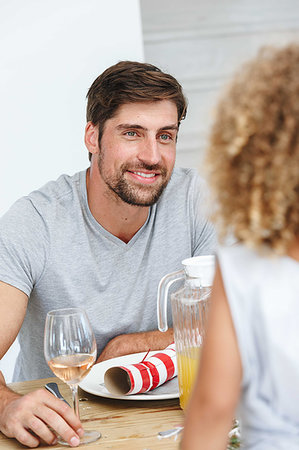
0,197 -> 50,296
190,171 -> 217,256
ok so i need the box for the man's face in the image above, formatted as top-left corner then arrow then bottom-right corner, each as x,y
97,100 -> 178,207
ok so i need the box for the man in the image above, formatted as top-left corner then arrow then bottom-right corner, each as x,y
0,61 -> 216,447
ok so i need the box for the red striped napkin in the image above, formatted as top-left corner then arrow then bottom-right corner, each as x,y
104,343 -> 177,395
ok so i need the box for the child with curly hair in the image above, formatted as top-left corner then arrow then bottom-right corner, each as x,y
181,44 -> 299,450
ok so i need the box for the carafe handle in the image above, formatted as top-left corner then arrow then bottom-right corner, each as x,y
157,269 -> 185,332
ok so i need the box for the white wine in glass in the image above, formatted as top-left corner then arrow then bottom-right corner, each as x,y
44,307 -> 101,445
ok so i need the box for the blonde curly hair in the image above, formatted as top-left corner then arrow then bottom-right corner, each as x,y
205,44 -> 299,255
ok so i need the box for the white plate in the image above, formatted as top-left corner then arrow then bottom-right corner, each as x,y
79,351 -> 179,400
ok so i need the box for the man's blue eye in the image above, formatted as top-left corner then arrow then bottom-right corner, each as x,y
160,134 -> 170,140
127,131 -> 136,136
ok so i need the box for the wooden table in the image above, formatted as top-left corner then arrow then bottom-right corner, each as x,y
0,377 -> 184,449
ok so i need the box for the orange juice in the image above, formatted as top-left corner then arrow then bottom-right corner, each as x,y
177,346 -> 201,410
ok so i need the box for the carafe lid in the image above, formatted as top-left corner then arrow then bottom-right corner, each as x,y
182,255 -> 215,287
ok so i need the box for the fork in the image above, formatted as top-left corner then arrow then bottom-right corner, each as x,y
44,382 -> 71,406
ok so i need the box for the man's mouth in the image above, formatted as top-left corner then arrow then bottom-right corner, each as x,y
126,169 -> 160,184
132,171 -> 156,179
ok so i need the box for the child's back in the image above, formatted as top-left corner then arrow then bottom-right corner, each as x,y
219,244 -> 299,448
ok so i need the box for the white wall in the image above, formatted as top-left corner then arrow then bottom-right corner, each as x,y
0,0 -> 144,382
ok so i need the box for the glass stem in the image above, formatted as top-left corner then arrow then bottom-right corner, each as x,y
70,384 -> 80,418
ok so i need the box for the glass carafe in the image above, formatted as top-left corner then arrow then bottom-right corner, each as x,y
157,255 -> 215,409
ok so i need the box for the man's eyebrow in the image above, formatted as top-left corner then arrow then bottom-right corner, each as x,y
116,124 -> 147,130
116,124 -> 178,132
159,124 -> 179,132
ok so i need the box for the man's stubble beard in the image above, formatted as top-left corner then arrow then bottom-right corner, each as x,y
97,150 -> 172,207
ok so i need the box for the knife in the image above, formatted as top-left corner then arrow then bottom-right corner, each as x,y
44,382 -> 71,407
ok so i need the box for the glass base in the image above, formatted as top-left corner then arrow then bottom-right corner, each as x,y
57,430 -> 101,446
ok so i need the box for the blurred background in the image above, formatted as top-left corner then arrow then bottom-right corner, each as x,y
141,0 -> 299,169
1,0 -> 299,381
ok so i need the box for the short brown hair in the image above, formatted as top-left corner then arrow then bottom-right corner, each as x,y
86,61 -> 187,160
205,44 -> 299,254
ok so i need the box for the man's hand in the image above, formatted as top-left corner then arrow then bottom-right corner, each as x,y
97,328 -> 174,363
0,377 -> 84,447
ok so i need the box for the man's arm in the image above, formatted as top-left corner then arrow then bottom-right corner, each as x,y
0,281 -> 83,447
0,281 -> 28,359
96,328 -> 174,363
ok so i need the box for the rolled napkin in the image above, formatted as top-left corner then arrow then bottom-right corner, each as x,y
104,343 -> 177,395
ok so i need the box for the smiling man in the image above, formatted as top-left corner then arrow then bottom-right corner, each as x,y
86,100 -> 178,243
0,61 -> 216,447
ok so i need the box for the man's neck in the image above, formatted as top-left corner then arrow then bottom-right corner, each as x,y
86,167 -> 150,244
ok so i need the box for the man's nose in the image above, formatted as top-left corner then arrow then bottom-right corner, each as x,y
137,137 -> 161,166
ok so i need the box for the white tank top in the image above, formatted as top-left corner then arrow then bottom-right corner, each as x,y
218,244 -> 299,449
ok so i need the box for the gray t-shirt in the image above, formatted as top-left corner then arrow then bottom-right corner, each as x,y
0,167 -> 216,381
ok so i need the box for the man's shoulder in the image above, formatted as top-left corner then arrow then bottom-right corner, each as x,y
171,166 -> 199,181
3,170 -> 85,224
169,167 -> 202,188
156,167 -> 205,215
25,170 -> 84,211
165,167 -> 205,197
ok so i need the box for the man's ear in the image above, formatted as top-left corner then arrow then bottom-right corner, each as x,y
84,122 -> 99,155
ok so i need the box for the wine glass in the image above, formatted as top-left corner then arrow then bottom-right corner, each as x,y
44,307 -> 101,445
